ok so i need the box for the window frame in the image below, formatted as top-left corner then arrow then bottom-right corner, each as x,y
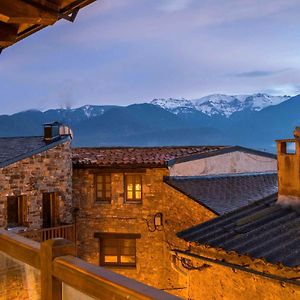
7,195 -> 27,228
95,232 -> 141,268
94,173 -> 112,203
124,174 -> 143,203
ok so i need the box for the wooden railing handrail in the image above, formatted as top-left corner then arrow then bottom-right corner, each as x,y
53,255 -> 182,300
0,229 -> 40,269
0,231 -> 182,300
29,223 -> 74,232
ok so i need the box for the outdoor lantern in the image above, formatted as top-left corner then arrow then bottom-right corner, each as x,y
154,212 -> 163,227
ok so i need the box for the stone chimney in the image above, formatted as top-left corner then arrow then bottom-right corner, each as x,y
277,127 -> 300,207
44,122 -> 73,142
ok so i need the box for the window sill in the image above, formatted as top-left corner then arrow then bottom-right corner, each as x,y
101,265 -> 136,270
125,200 -> 143,204
95,200 -> 111,205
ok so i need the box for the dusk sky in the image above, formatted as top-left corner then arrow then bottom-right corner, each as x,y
1,0 -> 300,114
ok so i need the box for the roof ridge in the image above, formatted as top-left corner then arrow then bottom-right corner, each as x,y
0,135 -> 44,139
166,172 -> 278,181
72,145 -> 227,150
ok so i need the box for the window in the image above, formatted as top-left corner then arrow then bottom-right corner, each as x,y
95,174 -> 111,202
280,141 -> 296,154
7,196 -> 27,227
125,174 -> 142,202
95,233 -> 141,267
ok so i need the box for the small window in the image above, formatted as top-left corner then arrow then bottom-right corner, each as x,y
125,174 -> 142,202
286,142 -> 296,154
96,233 -> 141,267
280,142 -> 296,154
95,174 -> 111,202
7,196 -> 27,227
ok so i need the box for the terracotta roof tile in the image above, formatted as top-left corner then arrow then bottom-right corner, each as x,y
72,146 -> 226,168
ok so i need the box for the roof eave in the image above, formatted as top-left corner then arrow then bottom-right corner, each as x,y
0,136 -> 71,168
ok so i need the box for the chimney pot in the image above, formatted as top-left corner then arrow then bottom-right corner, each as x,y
43,122 -> 73,142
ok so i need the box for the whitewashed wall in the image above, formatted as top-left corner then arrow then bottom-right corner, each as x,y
169,151 -> 277,176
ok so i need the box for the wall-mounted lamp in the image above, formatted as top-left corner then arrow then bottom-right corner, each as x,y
154,212 -> 163,227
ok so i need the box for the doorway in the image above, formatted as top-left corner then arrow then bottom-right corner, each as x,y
42,193 -> 59,228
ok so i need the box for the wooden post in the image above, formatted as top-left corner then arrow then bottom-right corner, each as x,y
40,238 -> 76,300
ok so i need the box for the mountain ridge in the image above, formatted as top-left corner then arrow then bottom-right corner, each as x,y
0,93 -> 298,151
151,93 -> 290,117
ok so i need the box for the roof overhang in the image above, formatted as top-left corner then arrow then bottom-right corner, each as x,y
0,0 -> 96,51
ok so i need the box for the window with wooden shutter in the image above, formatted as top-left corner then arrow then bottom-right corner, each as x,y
7,195 -> 27,227
95,233 -> 140,267
95,174 -> 111,203
125,174 -> 142,202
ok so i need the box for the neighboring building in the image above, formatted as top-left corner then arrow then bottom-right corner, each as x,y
0,122 -> 73,230
175,131 -> 300,299
72,146 -> 278,297
168,146 -> 277,176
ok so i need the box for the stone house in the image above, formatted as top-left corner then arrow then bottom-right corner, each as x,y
175,130 -> 300,299
0,122 -> 73,230
72,146 -> 278,297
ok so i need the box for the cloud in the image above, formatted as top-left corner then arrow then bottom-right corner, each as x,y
157,0 -> 194,12
234,69 -> 290,78
263,84 -> 300,96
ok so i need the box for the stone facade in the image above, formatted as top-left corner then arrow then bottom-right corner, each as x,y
0,140 -> 72,229
73,167 -> 215,298
175,247 -> 300,300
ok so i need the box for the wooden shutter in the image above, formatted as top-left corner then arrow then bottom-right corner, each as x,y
53,193 -> 60,226
21,195 -> 28,226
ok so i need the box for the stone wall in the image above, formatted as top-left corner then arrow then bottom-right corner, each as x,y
169,151 -> 277,176
176,253 -> 300,300
73,167 -> 215,298
0,141 -> 72,229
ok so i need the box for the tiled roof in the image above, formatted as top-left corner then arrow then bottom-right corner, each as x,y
178,195 -> 300,267
0,136 -> 69,168
165,172 -> 278,215
72,146 -> 226,168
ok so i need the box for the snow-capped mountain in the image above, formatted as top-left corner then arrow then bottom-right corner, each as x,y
43,105 -> 116,122
151,94 -> 290,117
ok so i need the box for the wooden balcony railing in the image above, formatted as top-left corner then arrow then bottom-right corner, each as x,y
19,224 -> 75,243
0,229 -> 182,300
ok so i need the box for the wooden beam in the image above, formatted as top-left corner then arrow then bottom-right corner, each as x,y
0,22 -> 18,47
53,256 -> 182,300
0,229 -> 40,269
0,0 -> 58,25
41,239 -> 75,300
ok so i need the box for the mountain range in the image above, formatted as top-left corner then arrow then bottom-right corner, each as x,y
151,93 -> 290,117
1,93 -> 299,152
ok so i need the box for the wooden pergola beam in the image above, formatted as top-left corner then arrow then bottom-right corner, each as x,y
0,22 -> 18,47
0,0 -> 58,25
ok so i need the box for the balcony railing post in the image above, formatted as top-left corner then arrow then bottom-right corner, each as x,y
40,238 -> 76,300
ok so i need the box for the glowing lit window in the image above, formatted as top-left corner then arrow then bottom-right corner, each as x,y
125,174 -> 142,202
96,233 -> 141,267
95,174 -> 111,202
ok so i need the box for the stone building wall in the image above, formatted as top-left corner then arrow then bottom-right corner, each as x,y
73,167 -> 215,298
177,254 -> 300,300
0,141 -> 72,228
